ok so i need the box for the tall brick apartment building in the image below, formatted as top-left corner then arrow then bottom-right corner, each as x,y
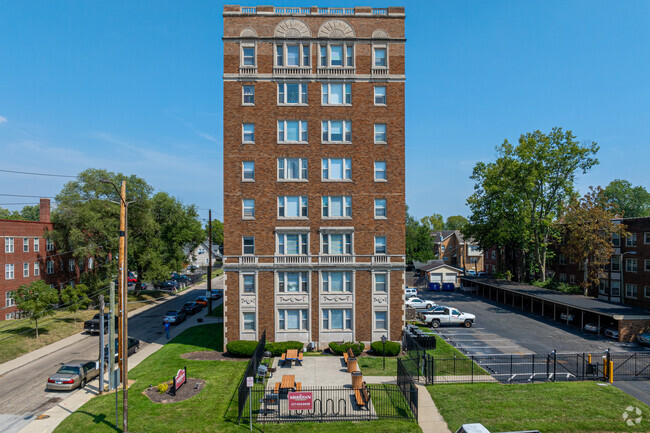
222,5 -> 406,347
1,199 -> 78,320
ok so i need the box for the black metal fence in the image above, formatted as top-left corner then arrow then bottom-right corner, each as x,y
237,330 -> 266,422
610,352 -> 650,380
244,384 -> 416,424
397,358 -> 418,422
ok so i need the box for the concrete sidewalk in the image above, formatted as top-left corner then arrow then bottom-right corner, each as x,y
16,277 -> 223,433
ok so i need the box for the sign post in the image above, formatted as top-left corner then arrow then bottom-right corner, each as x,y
246,376 -> 254,431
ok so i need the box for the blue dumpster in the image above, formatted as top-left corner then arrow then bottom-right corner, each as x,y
428,282 -> 441,291
442,282 -> 455,291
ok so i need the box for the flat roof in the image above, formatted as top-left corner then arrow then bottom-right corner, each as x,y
461,278 -> 650,320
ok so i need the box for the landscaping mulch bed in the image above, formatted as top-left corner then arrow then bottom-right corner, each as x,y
143,378 -> 205,404
180,351 -> 243,361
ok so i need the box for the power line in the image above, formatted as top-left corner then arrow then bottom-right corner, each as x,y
0,169 -> 77,178
0,202 -> 40,206
0,194 -> 56,198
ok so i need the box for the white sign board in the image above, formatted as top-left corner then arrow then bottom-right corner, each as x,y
246,376 -> 254,387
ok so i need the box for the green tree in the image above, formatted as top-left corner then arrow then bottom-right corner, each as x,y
406,207 -> 436,264
59,284 -> 91,322
20,205 -> 40,221
15,280 -> 60,338
604,179 -> 650,218
465,128 -> 599,281
420,214 -> 444,231
445,215 -> 468,230
206,218 -> 224,247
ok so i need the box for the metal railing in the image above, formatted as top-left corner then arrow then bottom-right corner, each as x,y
318,8 -> 355,15
237,330 -> 267,422
275,7 -> 311,14
397,358 -> 418,422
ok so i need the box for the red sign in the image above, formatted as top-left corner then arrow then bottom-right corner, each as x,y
175,368 -> 186,389
288,392 -> 313,411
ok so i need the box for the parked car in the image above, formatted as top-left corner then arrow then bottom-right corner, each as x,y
194,296 -> 209,307
46,360 -> 99,391
163,310 -> 186,324
404,288 -> 418,299
584,322 -> 602,333
104,337 -> 140,363
172,273 -> 191,284
182,302 -> 202,315
421,307 -> 476,328
637,333 -> 650,347
155,280 -> 180,291
605,326 -> 619,340
207,289 -> 223,300
560,312 -> 574,322
83,313 -> 118,335
417,305 -> 448,321
405,297 -> 436,310
466,270 -> 477,277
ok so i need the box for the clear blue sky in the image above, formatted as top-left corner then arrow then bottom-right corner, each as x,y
1,0 -> 649,222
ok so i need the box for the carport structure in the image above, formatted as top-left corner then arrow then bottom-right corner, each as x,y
461,278 -> 650,342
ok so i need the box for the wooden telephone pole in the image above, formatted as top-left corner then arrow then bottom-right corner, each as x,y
116,181 -> 129,433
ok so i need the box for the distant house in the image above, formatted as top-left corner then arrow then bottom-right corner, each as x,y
415,260 -> 464,286
186,241 -> 222,270
431,230 -> 484,272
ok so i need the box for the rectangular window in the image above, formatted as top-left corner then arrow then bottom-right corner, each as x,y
243,312 -> 256,331
374,272 -> 387,292
321,120 -> 351,143
322,83 -> 351,105
278,120 -> 308,143
346,46 -> 354,66
559,273 -> 566,283
319,43 -> 354,68
278,196 -> 308,218
375,236 -> 387,254
88,257 -> 94,269
46,239 -> 54,251
611,256 -> 621,271
612,233 -> 620,246
375,311 -> 387,330
374,47 -> 387,67
23,238 -> 29,252
46,260 -> 53,274
277,233 -> 308,255
559,254 -> 567,265
330,45 -> 342,66
278,83 -> 308,105
278,309 -> 309,331
626,283 -> 638,298
242,123 -> 255,143
626,259 -> 638,272
611,280 -> 621,296
321,271 -> 353,292
243,274 -> 256,293
323,309 -> 352,330
243,86 -> 255,105
645,232 -> 650,244
5,291 -> 15,307
69,259 -> 75,272
645,259 -> 650,272
374,123 -> 387,143
278,272 -> 309,293
34,262 -> 39,276
243,237 -> 255,255
286,45 -> 299,66
5,238 -> 14,253
303,45 -> 310,66
243,199 -> 255,219
242,46 -> 255,66
599,280 -> 608,295
374,161 -> 386,181
34,238 -> 39,252
322,158 -> 351,181
645,286 -> 650,298
569,274 -> 576,284
626,233 -> 637,246
491,250 -> 496,259
322,196 -> 352,218
278,158 -> 308,181
375,198 -> 387,218
276,43 -> 310,67
23,262 -> 29,277
374,86 -> 386,105
242,161 -> 255,181
321,233 -> 352,255
5,264 -> 14,280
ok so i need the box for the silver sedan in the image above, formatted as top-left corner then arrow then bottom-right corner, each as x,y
46,360 -> 99,391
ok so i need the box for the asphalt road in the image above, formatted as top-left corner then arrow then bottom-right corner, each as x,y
0,277 -> 224,433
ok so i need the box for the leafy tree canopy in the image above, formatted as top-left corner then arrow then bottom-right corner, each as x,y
206,218 -> 224,247
0,204 -> 40,221
445,215 -> 468,231
16,280 -> 60,338
406,206 -> 436,264
604,179 -> 650,218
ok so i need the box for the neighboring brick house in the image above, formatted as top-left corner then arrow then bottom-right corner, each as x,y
483,247 -> 498,275
0,199 -> 79,320
431,230 -> 484,273
222,5 -> 406,347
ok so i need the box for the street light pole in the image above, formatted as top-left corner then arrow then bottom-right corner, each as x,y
381,335 -> 387,370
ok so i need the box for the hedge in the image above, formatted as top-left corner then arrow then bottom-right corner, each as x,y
370,341 -> 401,356
226,340 -> 304,358
328,342 -> 365,356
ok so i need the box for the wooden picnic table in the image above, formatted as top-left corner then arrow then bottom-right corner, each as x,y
286,349 -> 299,360
281,375 -> 296,390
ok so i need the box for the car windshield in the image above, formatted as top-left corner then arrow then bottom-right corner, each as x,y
166,311 -> 177,316
183,303 -> 193,308
57,366 -> 80,375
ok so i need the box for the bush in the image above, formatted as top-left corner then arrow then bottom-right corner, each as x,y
226,340 -> 258,357
370,341 -> 401,356
265,341 -> 303,357
328,342 -> 365,356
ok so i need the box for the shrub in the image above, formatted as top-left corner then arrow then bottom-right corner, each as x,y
157,382 -> 169,394
226,340 -> 258,357
328,342 -> 365,356
370,341 -> 401,356
265,341 -> 303,357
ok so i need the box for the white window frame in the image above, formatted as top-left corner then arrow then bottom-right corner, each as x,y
34,262 -> 40,276
276,233 -> 309,256
611,256 -> 621,271
322,308 -> 352,330
5,264 -> 14,280
374,310 -> 388,330
321,120 -> 351,143
242,123 -> 255,144
626,258 -> 638,272
46,239 -> 54,251
34,238 -> 39,252
374,123 -> 387,143
322,158 -> 351,181
322,196 -> 352,218
374,236 -> 387,255
645,259 -> 650,272
242,161 -> 255,182
374,86 -> 387,105
569,274 -> 576,284
46,260 -> 53,275
277,120 -> 308,143
278,158 -> 308,181
321,83 -> 351,105
372,44 -> 388,68
23,238 -> 29,252
277,272 -> 309,293
242,273 -> 256,294
626,233 -> 637,246
275,42 -> 310,68
374,161 -> 387,181
373,271 -> 388,293
611,280 -> 621,296
278,196 -> 308,219
278,309 -> 309,331
243,312 -> 256,331
242,237 -> 255,255
318,42 -> 354,68
23,262 -> 29,277
321,271 -> 353,293
69,259 -> 75,272
5,291 -> 15,307
242,199 -> 255,220
242,85 -> 255,105
374,198 -> 387,219
626,283 -> 638,298
277,82 -> 308,105
240,43 -> 256,67
5,237 -> 14,253
321,232 -> 353,255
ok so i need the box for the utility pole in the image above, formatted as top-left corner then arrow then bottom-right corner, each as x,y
119,180 -> 129,433
109,281 -> 116,391
208,209 -> 212,314
98,294 -> 105,395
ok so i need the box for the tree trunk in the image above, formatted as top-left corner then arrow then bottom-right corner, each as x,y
583,259 -> 589,296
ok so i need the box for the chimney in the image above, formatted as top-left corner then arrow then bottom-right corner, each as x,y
39,198 -> 50,223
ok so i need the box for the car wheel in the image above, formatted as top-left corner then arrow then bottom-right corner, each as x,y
464,320 -> 473,328
134,345 -> 138,353
431,320 -> 440,328
80,378 -> 86,388
426,303 -> 433,309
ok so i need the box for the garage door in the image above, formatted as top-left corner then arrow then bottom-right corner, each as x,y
429,273 -> 442,283
443,273 -> 456,283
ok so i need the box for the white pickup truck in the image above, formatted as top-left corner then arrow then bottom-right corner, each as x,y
421,307 -> 476,328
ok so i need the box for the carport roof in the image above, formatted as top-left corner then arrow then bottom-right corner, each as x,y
461,278 -> 650,320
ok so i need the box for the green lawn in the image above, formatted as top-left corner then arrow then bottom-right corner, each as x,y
54,323 -> 420,433
358,356 -> 398,376
429,382 -> 650,433
207,302 -> 223,318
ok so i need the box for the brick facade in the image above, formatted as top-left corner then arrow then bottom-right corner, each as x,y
222,6 -> 406,348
